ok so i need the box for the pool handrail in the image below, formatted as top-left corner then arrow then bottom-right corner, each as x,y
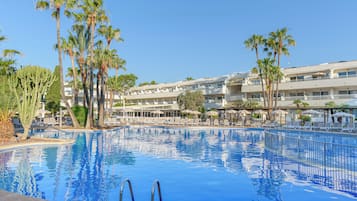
119,178 -> 135,201
151,179 -> 163,201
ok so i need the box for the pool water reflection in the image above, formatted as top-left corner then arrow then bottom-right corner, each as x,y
0,127 -> 356,201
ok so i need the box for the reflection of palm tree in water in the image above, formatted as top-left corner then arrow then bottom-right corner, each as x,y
12,150 -> 44,199
252,150 -> 284,201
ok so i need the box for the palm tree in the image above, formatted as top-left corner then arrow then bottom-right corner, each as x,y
293,99 -> 309,120
325,101 -> 337,123
245,34 -> 266,107
95,45 -> 121,127
0,31 -> 21,75
97,24 -> 122,127
268,28 -> 296,110
66,66 -> 80,105
60,37 -> 79,105
36,0 -> 80,128
74,0 -> 108,128
98,25 -> 122,47
69,25 -> 90,108
257,58 -> 276,119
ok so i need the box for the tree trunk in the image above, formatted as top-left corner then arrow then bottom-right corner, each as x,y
97,72 -> 101,124
109,90 -> 114,111
22,126 -> 30,140
274,79 -> 279,109
259,73 -> 266,108
78,62 -> 89,108
56,8 -> 80,128
86,18 -> 95,129
98,71 -> 105,127
70,54 -> 79,105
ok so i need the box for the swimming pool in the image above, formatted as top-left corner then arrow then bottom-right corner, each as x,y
0,127 -> 356,201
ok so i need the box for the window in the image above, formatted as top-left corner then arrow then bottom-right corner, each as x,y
348,71 -> 356,76
290,76 -> 304,81
251,93 -> 261,98
289,92 -> 304,97
251,79 -> 260,85
339,90 -> 357,94
312,91 -> 328,96
338,72 -> 347,77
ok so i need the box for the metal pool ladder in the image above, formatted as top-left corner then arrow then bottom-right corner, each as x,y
119,178 -> 163,201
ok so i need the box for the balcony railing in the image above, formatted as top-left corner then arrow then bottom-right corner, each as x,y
226,95 -> 244,101
247,94 -> 357,103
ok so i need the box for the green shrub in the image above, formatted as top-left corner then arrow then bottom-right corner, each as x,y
72,106 -> 87,127
300,115 -> 311,126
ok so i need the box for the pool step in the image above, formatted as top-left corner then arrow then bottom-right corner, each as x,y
119,178 -> 163,201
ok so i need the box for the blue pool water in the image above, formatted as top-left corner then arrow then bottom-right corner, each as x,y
0,127 -> 356,201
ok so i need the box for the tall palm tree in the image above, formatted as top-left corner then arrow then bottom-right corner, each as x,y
94,45 -> 120,127
325,101 -> 337,123
60,37 -> 79,105
36,0 -> 80,128
69,25 -> 90,107
97,24 -> 123,126
244,34 -> 266,108
98,25 -> 122,47
257,58 -> 276,119
112,58 -> 126,77
66,66 -> 80,105
74,0 -> 108,128
0,31 -> 21,75
267,28 -> 296,110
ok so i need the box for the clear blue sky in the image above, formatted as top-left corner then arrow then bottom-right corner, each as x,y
1,0 -> 357,84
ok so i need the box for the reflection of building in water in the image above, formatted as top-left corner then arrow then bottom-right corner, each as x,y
104,127 -> 265,174
262,131 -> 357,198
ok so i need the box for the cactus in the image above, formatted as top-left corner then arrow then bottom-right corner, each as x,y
9,66 -> 55,139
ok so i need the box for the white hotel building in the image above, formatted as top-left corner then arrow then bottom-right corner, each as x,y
64,60 -> 357,118
122,60 -> 357,117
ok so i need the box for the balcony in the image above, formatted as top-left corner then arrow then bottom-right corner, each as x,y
126,91 -> 181,100
201,88 -> 225,95
242,76 -> 357,92
246,94 -> 357,108
226,95 -> 244,102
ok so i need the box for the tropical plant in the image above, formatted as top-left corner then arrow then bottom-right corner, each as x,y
138,80 -> 157,87
60,36 -> 79,105
72,105 -> 88,127
293,99 -> 309,109
94,44 -> 122,127
0,109 -> 14,142
66,66 -> 81,105
9,66 -> 55,139
107,74 -> 137,115
245,34 -> 266,107
325,101 -> 337,123
0,30 -> 21,76
266,28 -> 295,109
46,66 -> 61,114
300,115 -> 311,126
256,57 -> 277,119
69,24 -> 90,107
73,0 -> 108,128
177,90 -> 205,111
36,0 -> 80,128
293,99 -> 309,120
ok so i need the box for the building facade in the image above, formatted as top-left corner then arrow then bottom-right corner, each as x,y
123,60 -> 357,117
64,60 -> 357,118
